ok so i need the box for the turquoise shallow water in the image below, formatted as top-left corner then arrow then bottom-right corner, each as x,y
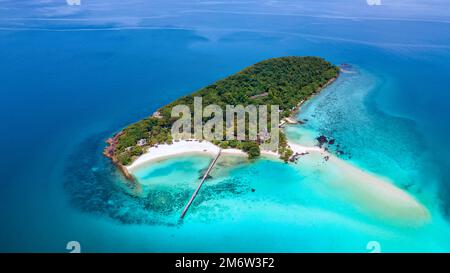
287,68 -> 436,198
1,0 -> 450,252
121,67 -> 450,252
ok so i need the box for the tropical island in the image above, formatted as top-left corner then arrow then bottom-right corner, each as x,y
101,56 -> 431,225
104,56 -> 339,178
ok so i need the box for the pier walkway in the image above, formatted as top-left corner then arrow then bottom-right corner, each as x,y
180,149 -> 222,219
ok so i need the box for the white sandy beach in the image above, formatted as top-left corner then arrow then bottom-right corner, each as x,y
327,152 -> 430,225
127,139 -> 292,171
126,138 -> 429,225
289,143 -> 323,154
128,139 -> 316,170
127,140 -> 248,171
292,147 -> 430,225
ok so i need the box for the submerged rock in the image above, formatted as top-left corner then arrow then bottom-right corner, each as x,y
316,135 -> 328,147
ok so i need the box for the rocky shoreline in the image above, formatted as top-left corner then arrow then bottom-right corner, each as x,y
103,132 -> 135,182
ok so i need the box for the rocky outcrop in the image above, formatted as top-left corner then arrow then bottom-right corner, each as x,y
289,151 -> 309,163
103,132 -> 135,182
316,135 -> 328,148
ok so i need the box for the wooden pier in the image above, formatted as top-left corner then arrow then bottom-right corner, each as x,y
180,149 -> 222,219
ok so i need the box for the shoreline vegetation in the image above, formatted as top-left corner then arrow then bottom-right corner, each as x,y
104,56 -> 339,178
103,56 -> 430,225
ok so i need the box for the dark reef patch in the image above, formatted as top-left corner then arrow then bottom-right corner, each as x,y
63,134 -> 250,225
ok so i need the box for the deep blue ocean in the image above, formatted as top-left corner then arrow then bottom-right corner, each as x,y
1,0 -> 450,252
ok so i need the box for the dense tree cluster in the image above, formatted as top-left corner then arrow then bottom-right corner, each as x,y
112,56 -> 339,165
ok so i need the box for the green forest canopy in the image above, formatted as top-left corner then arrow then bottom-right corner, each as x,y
113,56 -> 339,165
